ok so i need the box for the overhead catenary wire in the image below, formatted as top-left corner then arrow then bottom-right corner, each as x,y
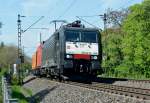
117,0 -> 136,10
23,16 -> 44,33
76,0 -> 136,18
76,15 -> 103,28
77,15 -> 99,18
57,0 -> 77,19
24,46 -> 37,48
47,0 -> 62,16
76,16 -> 101,30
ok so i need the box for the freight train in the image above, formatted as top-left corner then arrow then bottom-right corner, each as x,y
32,20 -> 102,80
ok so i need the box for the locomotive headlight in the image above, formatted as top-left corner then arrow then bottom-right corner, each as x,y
91,56 -> 98,60
66,54 -> 73,59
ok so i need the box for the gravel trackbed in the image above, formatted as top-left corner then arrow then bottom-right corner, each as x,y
23,76 -> 150,103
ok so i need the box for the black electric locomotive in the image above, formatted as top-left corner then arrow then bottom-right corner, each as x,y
41,20 -> 102,79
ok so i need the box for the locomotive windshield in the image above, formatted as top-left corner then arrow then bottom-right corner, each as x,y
65,30 -> 98,43
82,31 -> 97,43
65,31 -> 80,42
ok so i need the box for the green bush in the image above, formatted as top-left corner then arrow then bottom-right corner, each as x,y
11,86 -> 28,103
11,75 -> 19,85
0,95 -> 2,103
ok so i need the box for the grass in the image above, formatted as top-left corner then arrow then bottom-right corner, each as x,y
0,69 -> 33,103
11,86 -> 39,103
0,96 -> 2,103
21,87 -> 32,97
11,85 -> 32,103
0,69 -> 34,103
0,80 -> 2,103
0,69 -> 5,103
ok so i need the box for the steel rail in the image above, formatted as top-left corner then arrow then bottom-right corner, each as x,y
65,81 -> 150,100
36,76 -> 150,100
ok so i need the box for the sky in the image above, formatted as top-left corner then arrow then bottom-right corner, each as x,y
0,0 -> 143,57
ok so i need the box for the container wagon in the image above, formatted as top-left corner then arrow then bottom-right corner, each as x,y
32,52 -> 37,75
32,44 -> 43,76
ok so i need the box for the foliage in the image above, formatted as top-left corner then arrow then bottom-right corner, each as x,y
0,68 -> 8,103
0,96 -> 2,103
0,45 -> 18,68
0,43 -> 31,69
102,0 -> 150,79
11,74 -> 19,85
0,73 -> 3,103
121,0 -> 150,78
11,86 -> 30,103
102,28 -> 124,76
0,43 -> 31,83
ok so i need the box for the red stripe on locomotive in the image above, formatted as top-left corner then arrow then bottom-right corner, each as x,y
73,54 -> 90,60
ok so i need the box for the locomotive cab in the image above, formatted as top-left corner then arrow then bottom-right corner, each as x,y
62,21 -> 102,75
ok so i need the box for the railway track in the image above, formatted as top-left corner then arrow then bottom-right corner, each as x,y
64,81 -> 150,100
58,75 -> 150,100
127,79 -> 150,83
97,77 -> 150,84
30,75 -> 150,100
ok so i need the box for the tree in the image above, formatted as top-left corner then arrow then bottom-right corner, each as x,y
102,28 -> 124,76
102,0 -> 150,79
102,8 -> 127,76
106,8 -> 129,28
0,42 -> 4,48
0,45 -> 31,69
122,0 -> 150,78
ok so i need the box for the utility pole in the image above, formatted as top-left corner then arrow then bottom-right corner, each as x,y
18,14 -> 22,60
17,14 -> 22,85
99,13 -> 107,72
103,13 -> 107,70
99,13 -> 107,32
17,14 -> 44,85
22,46 -> 25,79
17,14 -> 25,85
17,15 -> 44,85
103,13 -> 107,35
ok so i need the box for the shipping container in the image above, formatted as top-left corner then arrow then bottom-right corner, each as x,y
36,44 -> 42,68
32,52 -> 37,69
